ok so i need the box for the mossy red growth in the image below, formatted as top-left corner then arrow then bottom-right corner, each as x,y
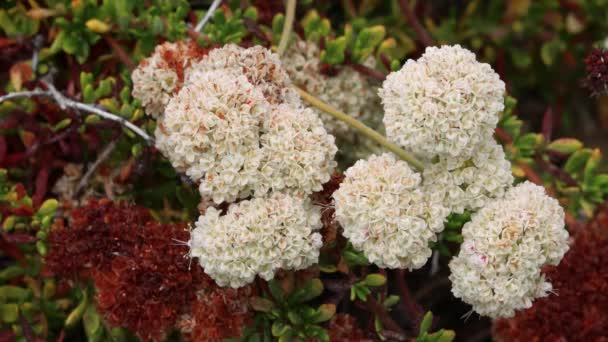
583,48 -> 608,96
178,286 -> 254,341
45,199 -> 215,341
93,220 -> 210,342
45,199 -> 152,279
492,206 -> 608,341
328,314 -> 371,341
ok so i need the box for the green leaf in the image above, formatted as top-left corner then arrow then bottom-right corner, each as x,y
271,321 -> 290,337
353,25 -> 386,62
0,286 -> 31,302
0,303 -> 19,323
584,149 -> 602,183
383,295 -> 400,308
288,278 -> 323,304
546,138 -> 583,154
37,199 -> 58,216
564,148 -> 592,175
540,38 -> 565,66
320,36 -> 347,65
83,305 -> 102,340
312,304 -> 335,323
419,311 -> 433,335
363,274 -> 386,287
0,266 -> 24,282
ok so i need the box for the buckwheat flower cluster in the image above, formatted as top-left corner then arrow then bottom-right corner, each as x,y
189,193 -> 323,288
131,40 -> 207,118
188,44 -> 301,106
333,153 -> 449,269
380,45 -> 505,160
423,140 -> 514,214
255,104 -> 337,195
449,181 -> 570,318
154,69 -> 268,204
282,38 -> 382,139
153,45 -> 337,204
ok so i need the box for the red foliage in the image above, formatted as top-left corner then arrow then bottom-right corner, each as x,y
583,48 -> 608,96
93,220 -> 209,341
178,286 -> 254,341
328,314 -> 371,341
493,205 -> 608,342
45,199 -> 152,279
311,172 -> 344,248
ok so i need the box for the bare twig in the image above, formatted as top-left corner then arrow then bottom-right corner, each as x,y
395,269 -> 424,327
75,140 -> 118,196
31,35 -> 44,75
194,0 -> 223,32
398,0 -> 435,47
0,85 -> 154,144
364,296 -> 408,340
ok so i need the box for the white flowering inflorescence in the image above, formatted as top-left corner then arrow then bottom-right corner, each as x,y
131,40 -> 207,118
448,181 -> 570,318
188,44 -> 301,106
189,192 -> 323,288
282,38 -> 382,140
333,153 -> 450,269
255,104 -> 337,196
155,69 -> 268,204
153,46 -> 337,204
380,45 -> 505,160
422,140 -> 514,214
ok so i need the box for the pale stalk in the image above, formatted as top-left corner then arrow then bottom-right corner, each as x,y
277,0 -> 296,56
294,86 -> 425,171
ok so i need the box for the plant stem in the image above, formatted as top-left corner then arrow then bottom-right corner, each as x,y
277,0 -> 296,56
194,0 -> 223,32
398,0 -> 435,47
0,85 -> 154,144
294,86 -> 425,171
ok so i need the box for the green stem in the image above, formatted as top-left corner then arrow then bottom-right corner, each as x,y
277,0 -> 296,56
294,86 -> 425,171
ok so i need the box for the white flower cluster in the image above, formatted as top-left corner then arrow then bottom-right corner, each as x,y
131,40 -> 206,118
189,193 -> 323,288
333,153 -> 449,269
380,44 -> 505,160
282,38 -> 382,140
153,45 -> 337,203
256,104 -> 337,196
422,140 -> 514,214
154,69 -> 267,204
188,44 -> 301,106
448,181 -> 570,318
133,43 -> 337,288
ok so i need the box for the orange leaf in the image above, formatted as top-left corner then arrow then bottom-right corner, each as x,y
10,61 -> 33,91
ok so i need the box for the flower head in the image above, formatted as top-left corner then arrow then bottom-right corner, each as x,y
333,153 -> 449,269
155,69 -> 268,203
493,205 -> 608,340
255,103 -> 337,196
449,181 -> 570,318
380,45 -> 505,159
188,44 -> 301,106
131,40 -> 208,118
189,192 -> 323,288
423,140 -> 514,214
